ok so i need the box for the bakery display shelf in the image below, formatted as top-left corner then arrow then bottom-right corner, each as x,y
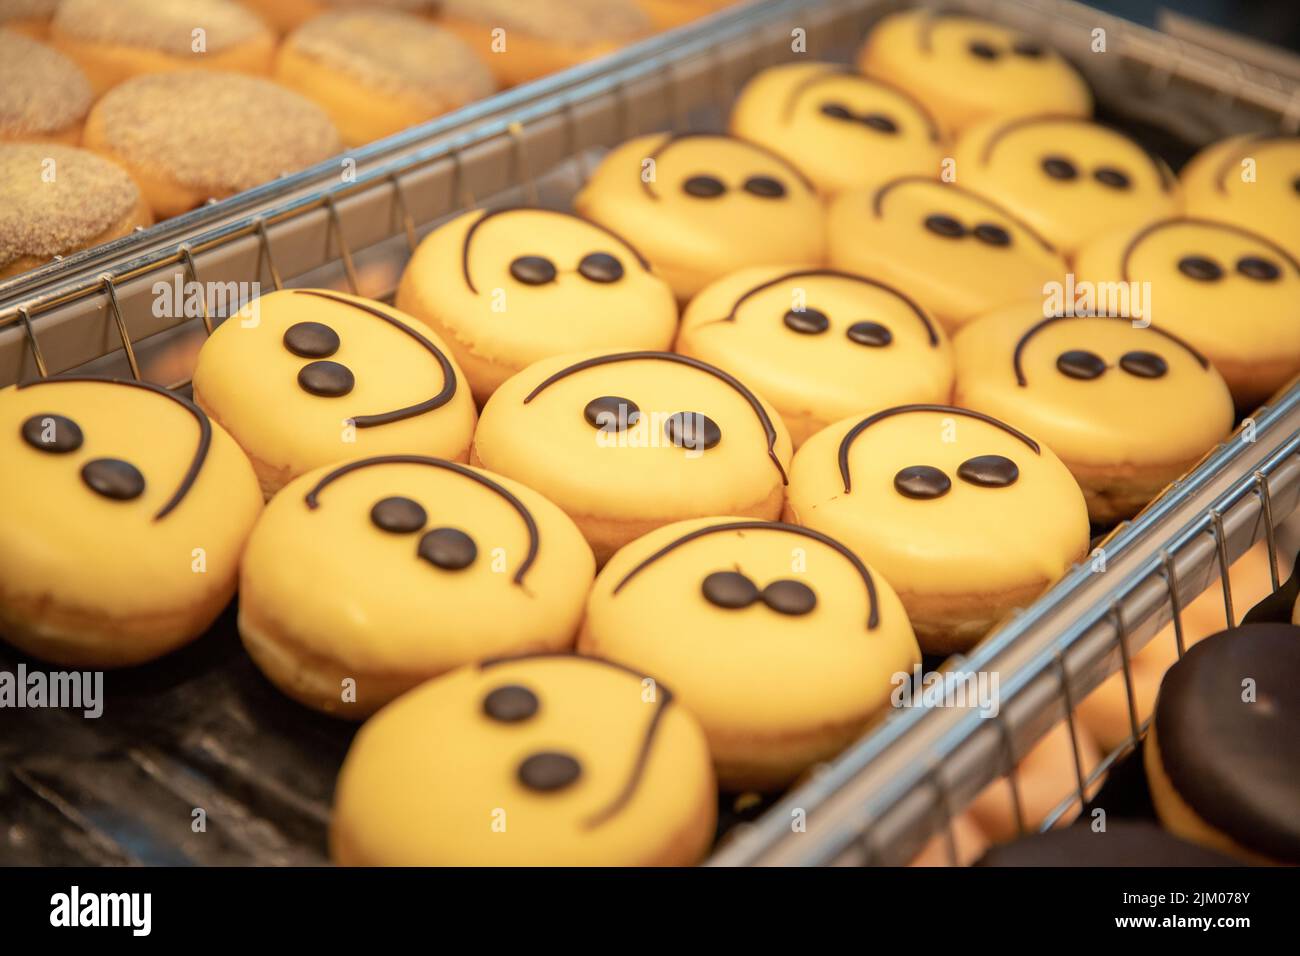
1,0 -> 1298,866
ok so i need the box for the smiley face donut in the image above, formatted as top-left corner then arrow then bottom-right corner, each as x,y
239,456 -> 594,717
856,10 -> 1092,139
331,653 -> 716,865
1073,217 -> 1300,407
728,62 -> 944,197
827,177 -> 1067,333
952,116 -> 1179,258
579,517 -> 920,789
785,404 -> 1089,653
574,132 -> 826,300
676,266 -> 955,447
192,289 -> 476,497
395,207 -> 678,404
473,350 -> 792,564
952,307 -> 1234,522
0,377 -> 261,667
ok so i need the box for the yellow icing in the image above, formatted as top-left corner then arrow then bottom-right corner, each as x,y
1180,135 -> 1300,264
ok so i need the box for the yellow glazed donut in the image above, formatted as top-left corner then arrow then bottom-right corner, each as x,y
785,404 -> 1089,654
676,266 -> 955,448
0,143 -> 152,279
0,377 -> 262,667
952,307 -> 1233,522
856,9 -> 1092,140
239,0 -> 439,35
192,289 -> 477,497
580,517 -> 921,789
0,0 -> 58,39
1180,134 -> 1300,266
473,349 -> 792,565
1073,216 -> 1300,408
394,207 -> 678,404
952,116 -> 1180,259
239,456 -> 594,717
575,132 -> 827,301
827,177 -> 1067,333
0,31 -> 92,144
50,0 -> 275,94
274,10 -> 495,147
729,62 -> 945,197
331,653 -> 717,865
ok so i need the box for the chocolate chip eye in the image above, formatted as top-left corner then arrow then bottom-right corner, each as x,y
973,223 -> 1012,247
702,570 -> 759,609
846,321 -> 892,347
762,579 -> 817,616
81,458 -> 145,501
417,527 -> 477,571
1056,349 -> 1107,380
1237,256 -> 1280,281
1119,350 -> 1168,378
283,321 -> 340,358
370,496 -> 427,534
924,214 -> 965,238
783,308 -> 829,334
1041,156 -> 1078,180
969,40 -> 1000,59
819,102 -> 852,120
1012,40 -> 1045,57
584,395 -> 640,431
1177,255 -> 1223,281
298,360 -> 355,397
518,751 -> 582,792
21,413 -> 82,453
894,464 -> 950,499
683,174 -> 726,198
577,252 -> 624,283
1093,167 -> 1131,189
862,113 -> 898,134
957,454 -> 1019,488
509,255 -> 557,285
743,175 -> 786,198
483,684 -> 539,723
663,411 -> 722,450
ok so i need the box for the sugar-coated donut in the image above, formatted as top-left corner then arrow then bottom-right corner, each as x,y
976,821 -> 1238,867
575,132 -> 827,301
729,62 -> 945,197
0,143 -> 152,279
785,404 -> 1089,653
676,266 -> 955,448
240,456 -> 594,717
952,116 -> 1179,259
192,289 -> 477,497
0,377 -> 262,667
331,653 -> 716,865
827,177 -> 1067,333
856,9 -> 1092,140
50,0 -> 275,94
580,517 -> 920,789
83,71 -> 341,218
0,31 -> 92,144
1144,623 -> 1300,865
1073,217 -> 1300,408
473,349 -> 792,565
239,0 -> 439,35
0,0 -> 59,39
435,0 -> 650,87
952,307 -> 1233,522
395,207 -> 678,404
274,10 -> 494,147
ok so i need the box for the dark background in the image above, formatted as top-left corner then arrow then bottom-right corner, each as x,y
1098,0 -> 1300,52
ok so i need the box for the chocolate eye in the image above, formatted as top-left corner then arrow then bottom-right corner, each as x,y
1237,256 -> 1280,281
1041,156 -> 1078,180
663,412 -> 722,450
21,413 -> 83,453
1012,40 -> 1044,57
957,454 -> 1019,488
973,223 -> 1012,247
584,395 -> 640,431
819,102 -> 852,120
743,175 -> 786,198
577,252 -> 624,283
762,579 -> 817,616
1177,255 -> 1223,281
417,527 -> 477,571
862,113 -> 898,134
283,321 -> 340,358
1093,167 -> 1131,189
509,255 -> 557,285
298,360 -> 355,397
702,570 -> 759,609
683,174 -> 726,198
517,751 -> 582,792
81,458 -> 145,501
924,214 -> 965,238
483,684 -> 539,723
1293,175 -> 1300,195
894,464 -> 950,499
370,496 -> 427,534
1119,350 -> 1168,379
783,308 -> 829,334
846,321 -> 892,347
968,40 -> 1000,59
1056,349 -> 1107,380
